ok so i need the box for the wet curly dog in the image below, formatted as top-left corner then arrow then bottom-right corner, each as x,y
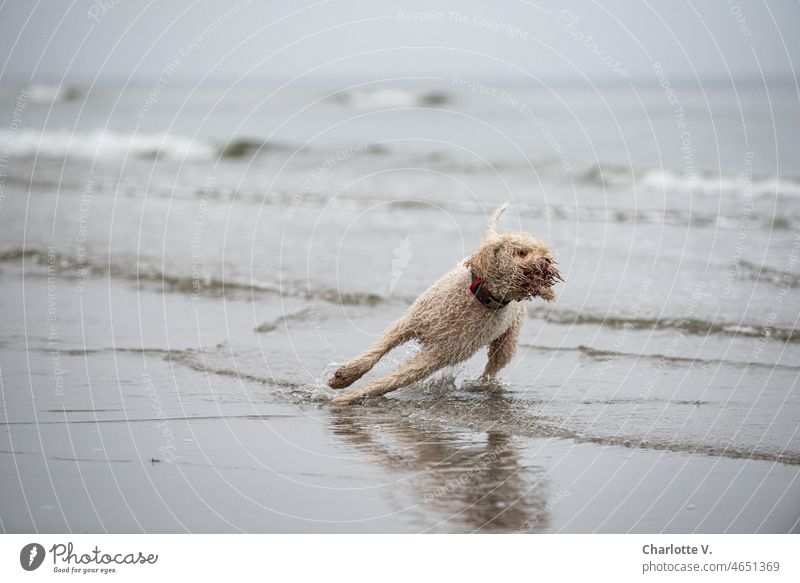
329,204 -> 563,404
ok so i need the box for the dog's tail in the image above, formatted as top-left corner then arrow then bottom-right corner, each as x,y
486,203 -> 508,238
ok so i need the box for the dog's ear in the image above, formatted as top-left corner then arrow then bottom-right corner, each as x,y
485,203 -> 508,240
464,238 -> 501,278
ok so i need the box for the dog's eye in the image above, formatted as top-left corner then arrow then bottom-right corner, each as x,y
515,249 -> 529,257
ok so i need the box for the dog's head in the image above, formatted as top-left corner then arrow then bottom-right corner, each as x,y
464,204 -> 563,302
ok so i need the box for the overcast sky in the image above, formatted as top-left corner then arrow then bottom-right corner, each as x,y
1,0 -> 798,84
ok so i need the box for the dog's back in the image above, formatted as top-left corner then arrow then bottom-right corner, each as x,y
402,264 -> 525,364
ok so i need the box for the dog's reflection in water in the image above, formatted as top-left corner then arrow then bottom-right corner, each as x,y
330,390 -> 553,532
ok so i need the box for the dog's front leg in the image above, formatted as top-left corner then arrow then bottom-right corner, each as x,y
331,349 -> 445,404
328,319 -> 411,389
481,307 -> 524,380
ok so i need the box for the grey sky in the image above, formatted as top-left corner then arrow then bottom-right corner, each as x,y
1,0 -> 798,84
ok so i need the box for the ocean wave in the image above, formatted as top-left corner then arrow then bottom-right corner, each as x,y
738,260 -> 800,287
5,130 -> 293,162
35,176 -> 787,231
529,306 -> 799,343
9,130 -> 215,161
218,137 -> 294,159
7,165 -> 797,231
520,343 -> 799,371
372,149 -> 800,199
255,306 -> 326,333
330,88 -> 451,109
583,163 -> 800,198
25,84 -> 82,103
0,247 -> 385,306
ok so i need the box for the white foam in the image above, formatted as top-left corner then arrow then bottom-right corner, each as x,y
334,88 -> 448,109
7,130 -> 217,161
26,84 -> 81,103
641,168 -> 800,197
340,88 -> 419,109
588,164 -> 800,199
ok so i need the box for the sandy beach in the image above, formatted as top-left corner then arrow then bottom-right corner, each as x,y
1,249 -> 798,533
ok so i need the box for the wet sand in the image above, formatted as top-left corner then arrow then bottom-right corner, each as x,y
2,266 -> 798,533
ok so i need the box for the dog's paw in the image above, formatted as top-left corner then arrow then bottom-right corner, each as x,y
330,390 -> 363,405
327,364 -> 363,389
327,368 -> 351,389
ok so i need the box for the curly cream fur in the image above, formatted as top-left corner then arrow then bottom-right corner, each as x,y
329,204 -> 563,404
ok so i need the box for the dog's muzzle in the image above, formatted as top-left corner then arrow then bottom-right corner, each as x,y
524,259 -> 564,286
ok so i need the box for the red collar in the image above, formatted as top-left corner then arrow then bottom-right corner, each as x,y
469,273 -> 511,309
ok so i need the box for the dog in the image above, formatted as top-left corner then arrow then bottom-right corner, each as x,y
329,203 -> 563,404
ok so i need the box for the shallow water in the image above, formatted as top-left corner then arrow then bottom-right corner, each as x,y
1,79 -> 799,532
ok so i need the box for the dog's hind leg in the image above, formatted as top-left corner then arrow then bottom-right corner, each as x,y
330,349 -> 445,404
328,318 -> 412,389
